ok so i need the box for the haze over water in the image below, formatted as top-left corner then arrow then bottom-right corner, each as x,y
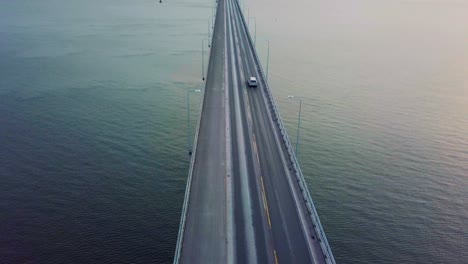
1,0 -> 467,263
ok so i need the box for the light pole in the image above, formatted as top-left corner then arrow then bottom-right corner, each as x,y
243,0 -> 246,18
187,89 -> 202,155
249,17 -> 256,46
287,95 -> 302,159
212,1 -> 216,29
201,40 -> 205,81
266,40 -> 270,81
202,39 -> 210,80
208,19 -> 211,47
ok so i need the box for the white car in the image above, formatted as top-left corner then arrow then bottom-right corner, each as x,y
247,77 -> 258,87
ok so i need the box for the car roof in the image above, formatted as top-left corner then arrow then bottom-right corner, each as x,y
250,77 -> 257,81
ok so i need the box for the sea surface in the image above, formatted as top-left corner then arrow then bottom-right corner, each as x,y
1,0 -> 467,263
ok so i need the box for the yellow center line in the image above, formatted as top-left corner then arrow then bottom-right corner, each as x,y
261,186 -> 267,209
260,176 -> 272,229
274,249 -> 279,264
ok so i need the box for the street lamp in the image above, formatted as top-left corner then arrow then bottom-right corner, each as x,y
202,39 -> 210,81
266,40 -> 270,81
249,17 -> 256,47
212,1 -> 216,29
208,19 -> 211,47
243,0 -> 247,18
187,89 -> 202,155
201,40 -> 205,81
287,95 -> 303,159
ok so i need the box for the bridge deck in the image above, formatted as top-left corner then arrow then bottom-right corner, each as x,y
178,0 -> 228,262
175,0 -> 335,263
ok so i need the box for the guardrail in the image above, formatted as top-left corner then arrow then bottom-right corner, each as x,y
234,0 -> 336,263
173,7 -> 217,264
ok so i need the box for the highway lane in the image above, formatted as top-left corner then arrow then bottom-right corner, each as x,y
178,0 -> 227,262
226,0 -> 271,262
225,0 -> 329,262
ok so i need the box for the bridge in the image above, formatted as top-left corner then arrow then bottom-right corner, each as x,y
174,0 -> 335,263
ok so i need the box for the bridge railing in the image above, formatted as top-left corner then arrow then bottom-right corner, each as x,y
173,8 -> 216,264
234,1 -> 336,263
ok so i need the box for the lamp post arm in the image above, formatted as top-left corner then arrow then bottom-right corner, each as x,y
187,91 -> 191,154
202,40 -> 204,80
266,41 -> 270,80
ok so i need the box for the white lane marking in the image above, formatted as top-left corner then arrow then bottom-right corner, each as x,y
230,5 -> 277,263
224,0 -> 235,263
226,0 -> 257,262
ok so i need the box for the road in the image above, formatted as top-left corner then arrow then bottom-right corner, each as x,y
175,0 -> 334,263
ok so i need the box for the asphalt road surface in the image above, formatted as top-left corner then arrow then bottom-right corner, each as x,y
177,0 -> 331,263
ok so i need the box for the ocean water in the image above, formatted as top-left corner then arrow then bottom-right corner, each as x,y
251,0 -> 468,263
1,0 -> 208,263
1,0 -> 467,263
